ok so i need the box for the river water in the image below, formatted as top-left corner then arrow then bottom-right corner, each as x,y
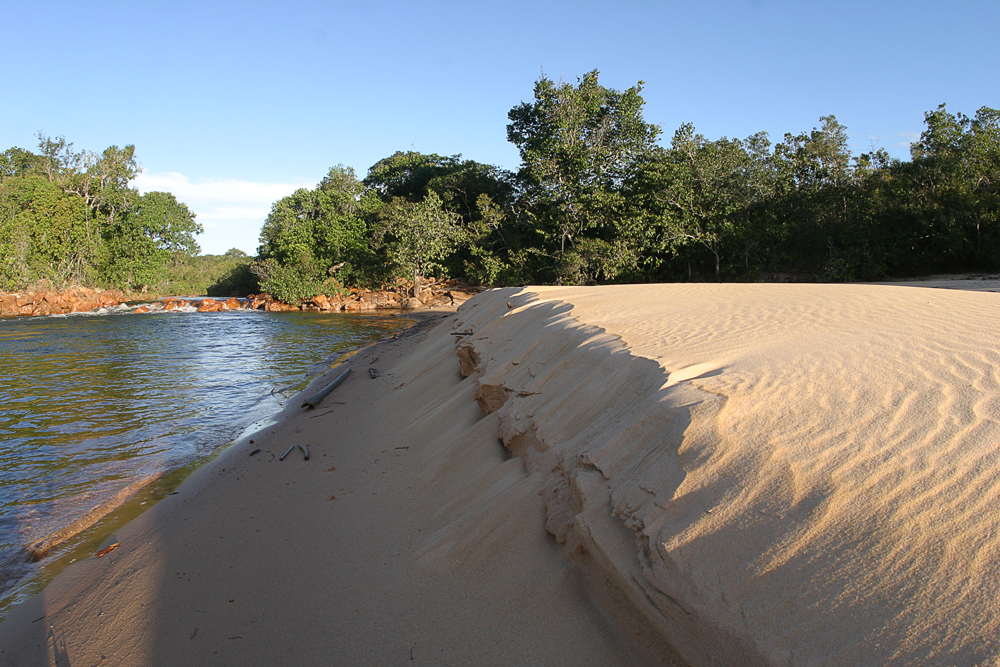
0,305 -> 409,617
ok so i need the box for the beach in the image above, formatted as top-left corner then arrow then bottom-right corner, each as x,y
2,283 -> 999,666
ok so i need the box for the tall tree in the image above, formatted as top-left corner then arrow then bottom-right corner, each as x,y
904,105 -> 1000,269
374,191 -> 465,297
102,192 -> 202,292
507,70 -> 660,283
254,165 -> 380,302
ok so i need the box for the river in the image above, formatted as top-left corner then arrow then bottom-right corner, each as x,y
0,304 -> 409,618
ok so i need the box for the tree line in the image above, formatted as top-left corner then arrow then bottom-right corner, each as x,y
0,135 -> 209,293
255,71 -> 999,301
3,71 -> 998,301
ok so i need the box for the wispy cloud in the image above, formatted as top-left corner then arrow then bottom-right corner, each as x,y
896,131 -> 921,152
132,172 -> 313,255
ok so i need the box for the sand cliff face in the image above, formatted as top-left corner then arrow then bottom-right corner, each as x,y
450,285 -> 1000,667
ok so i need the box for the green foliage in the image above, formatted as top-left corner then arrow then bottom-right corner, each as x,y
100,191 -> 204,292
0,147 -> 41,179
507,70 -> 661,283
374,191 -> 466,294
364,152 -> 517,282
206,249 -> 258,296
5,81 -> 998,300
0,135 -> 203,293
254,165 -> 379,301
266,94 -> 997,292
147,250 -> 258,296
251,257 -> 326,304
0,176 -> 90,288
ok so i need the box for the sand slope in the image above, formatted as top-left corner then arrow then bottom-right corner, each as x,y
451,284 -> 1000,666
2,283 -> 998,666
0,312 -> 669,667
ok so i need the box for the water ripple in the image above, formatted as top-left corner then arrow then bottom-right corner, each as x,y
0,308 -> 407,609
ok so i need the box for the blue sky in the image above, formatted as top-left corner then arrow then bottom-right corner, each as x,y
3,0 -> 997,255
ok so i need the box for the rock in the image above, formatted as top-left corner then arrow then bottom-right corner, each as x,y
342,299 -> 364,311
0,294 -> 17,315
247,293 -> 274,310
224,297 -> 241,310
197,299 -> 225,312
402,297 -> 423,309
133,306 -> 150,314
264,300 -> 296,312
0,287 -> 128,318
312,294 -> 332,310
357,290 -> 403,308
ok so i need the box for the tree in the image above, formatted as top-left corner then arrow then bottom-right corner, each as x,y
0,176 -> 89,287
254,165 -> 379,302
622,125 -> 779,281
0,147 -> 41,180
364,151 -> 456,202
904,105 -> 1000,269
507,70 -> 661,283
374,191 -> 465,296
133,191 -> 202,256
654,127 -> 750,278
205,249 -> 258,297
364,151 -> 517,284
102,192 -> 202,291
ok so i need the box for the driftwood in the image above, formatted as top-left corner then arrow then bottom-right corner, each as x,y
302,367 -> 351,408
96,542 -> 120,558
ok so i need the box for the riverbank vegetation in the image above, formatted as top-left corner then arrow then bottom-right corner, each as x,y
3,71 -> 997,300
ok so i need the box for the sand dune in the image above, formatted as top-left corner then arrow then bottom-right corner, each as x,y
453,284 -> 1000,665
2,283 -> 998,666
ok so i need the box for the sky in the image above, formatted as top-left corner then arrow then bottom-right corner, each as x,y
3,0 -> 997,255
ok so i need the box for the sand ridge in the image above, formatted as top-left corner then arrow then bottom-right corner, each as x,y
452,284 -> 1000,666
2,283 -> 998,666
0,309 -> 665,667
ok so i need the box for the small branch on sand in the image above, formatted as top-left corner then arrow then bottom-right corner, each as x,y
96,543 -> 119,558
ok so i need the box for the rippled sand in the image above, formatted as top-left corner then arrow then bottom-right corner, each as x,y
456,284 -> 1000,665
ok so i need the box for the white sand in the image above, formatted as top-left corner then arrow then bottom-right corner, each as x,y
2,283 -> 998,666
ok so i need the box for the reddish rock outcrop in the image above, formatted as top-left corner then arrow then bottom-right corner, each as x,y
0,287 -> 127,318
241,281 -> 482,313
247,293 -> 275,310
265,300 -> 296,312
161,298 -> 184,311
196,298 -> 223,312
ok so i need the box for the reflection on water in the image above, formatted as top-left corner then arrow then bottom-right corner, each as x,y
0,308 -> 407,611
